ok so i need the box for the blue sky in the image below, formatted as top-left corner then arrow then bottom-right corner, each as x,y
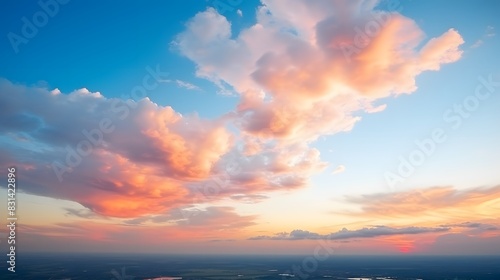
1,0 -> 262,118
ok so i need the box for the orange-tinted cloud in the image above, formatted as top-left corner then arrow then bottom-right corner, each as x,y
339,184 -> 500,249
345,185 -> 500,220
0,79 -> 330,218
0,80 -> 228,217
176,2 -> 464,144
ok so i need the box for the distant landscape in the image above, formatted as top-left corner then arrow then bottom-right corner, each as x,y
0,0 -> 499,279
1,254 -> 500,280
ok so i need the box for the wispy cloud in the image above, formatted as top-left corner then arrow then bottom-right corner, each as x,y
64,208 -> 106,219
441,221 -> 498,232
471,39 -> 484,49
344,185 -> 500,218
123,206 -> 256,230
332,165 -> 346,175
471,25 -> 495,48
365,104 -> 387,114
230,194 -> 268,203
339,185 -> 500,236
160,79 -> 202,91
486,25 -> 495,37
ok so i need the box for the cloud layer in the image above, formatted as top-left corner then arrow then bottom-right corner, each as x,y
250,225 -> 449,240
345,185 -> 500,220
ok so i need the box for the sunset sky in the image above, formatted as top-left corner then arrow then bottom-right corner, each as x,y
0,0 -> 499,255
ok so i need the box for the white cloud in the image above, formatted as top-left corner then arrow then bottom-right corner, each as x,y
471,25 -> 495,48
332,165 -> 346,175
160,79 -> 202,91
486,25 -> 495,37
471,39 -> 484,49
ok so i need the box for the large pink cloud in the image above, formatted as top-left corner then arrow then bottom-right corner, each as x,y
0,80 -> 233,217
0,78 -> 327,218
175,1 -> 465,142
